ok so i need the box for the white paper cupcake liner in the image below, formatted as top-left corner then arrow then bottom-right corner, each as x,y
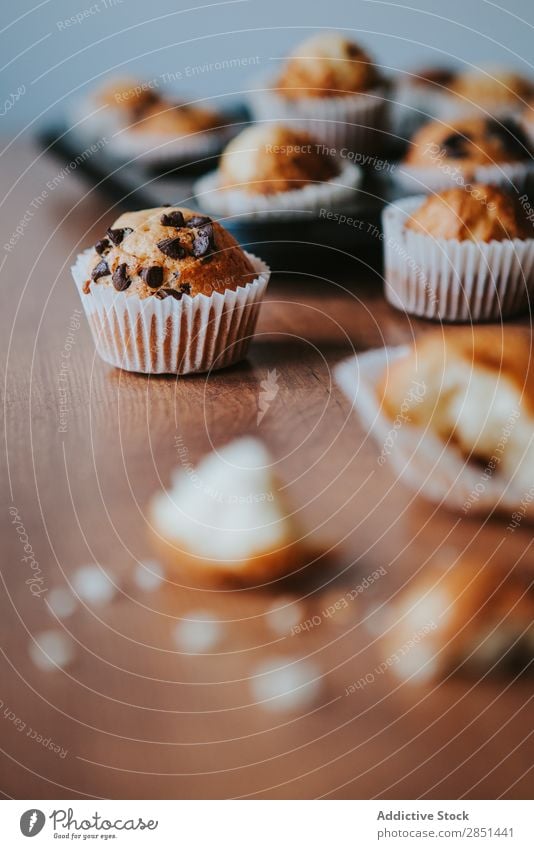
71,250 -> 270,374
382,195 -> 534,321
193,159 -> 362,220
390,80 -> 444,138
246,83 -> 389,152
335,346 -> 534,519
393,160 -> 534,196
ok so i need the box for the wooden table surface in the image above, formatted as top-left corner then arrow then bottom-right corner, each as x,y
1,142 -> 533,801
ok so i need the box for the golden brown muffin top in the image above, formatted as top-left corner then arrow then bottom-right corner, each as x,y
450,67 -> 534,108
129,100 -> 222,136
83,207 -> 257,299
218,125 -> 338,195
405,185 -> 531,241
94,77 -> 222,134
275,32 -> 380,99
404,116 -> 532,172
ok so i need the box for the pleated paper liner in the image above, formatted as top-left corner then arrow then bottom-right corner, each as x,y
246,82 -> 390,153
382,196 -> 534,321
335,346 -> 534,520
72,250 -> 270,375
193,159 -> 362,220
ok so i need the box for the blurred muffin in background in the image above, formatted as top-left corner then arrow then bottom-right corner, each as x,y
194,123 -> 362,217
71,206 -> 270,374
71,77 -> 229,167
397,115 -> 533,194
274,31 -> 382,98
448,66 -> 534,115
391,65 -> 458,137
247,31 -> 389,152
383,185 -> 534,320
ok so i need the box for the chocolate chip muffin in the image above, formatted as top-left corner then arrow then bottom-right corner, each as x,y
218,125 -> 338,195
275,31 -> 381,98
405,185 -> 530,241
72,207 -> 270,374
404,116 -> 532,175
83,207 -> 257,298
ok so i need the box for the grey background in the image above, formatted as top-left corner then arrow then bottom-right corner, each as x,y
2,0 -> 534,132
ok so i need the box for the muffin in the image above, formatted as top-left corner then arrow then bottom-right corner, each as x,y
274,32 -> 381,98
73,77 -> 228,166
247,31 -> 388,152
380,327 -> 534,496
71,206 -> 270,374
378,560 -> 534,683
382,184 -> 534,320
444,67 -> 534,118
194,123 -> 362,218
399,116 -> 533,194
150,437 -> 311,587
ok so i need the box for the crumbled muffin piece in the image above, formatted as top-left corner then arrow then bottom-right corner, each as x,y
219,125 -> 338,195
405,185 -> 531,241
83,207 -> 256,298
275,31 -> 381,98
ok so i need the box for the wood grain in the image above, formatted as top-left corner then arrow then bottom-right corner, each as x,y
1,143 -> 533,800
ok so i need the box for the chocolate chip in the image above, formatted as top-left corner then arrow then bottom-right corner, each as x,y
186,215 -> 212,228
486,118 -> 531,158
441,133 -> 469,158
112,263 -> 131,291
179,283 -> 191,296
106,227 -> 133,246
157,237 -> 186,259
192,224 -> 214,258
160,210 -> 185,227
95,238 -> 110,255
91,259 -> 109,280
154,288 -> 184,300
140,265 -> 164,288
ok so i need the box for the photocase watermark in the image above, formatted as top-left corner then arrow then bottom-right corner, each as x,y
257,369 -> 280,425
264,141 -> 396,173
4,137 -> 109,254
345,621 -> 437,693
8,506 -> 47,597
0,699 -> 68,759
57,309 -> 83,434
462,408 -> 520,513
378,379 -> 426,465
0,84 -> 26,118
173,435 -> 274,504
422,143 -> 498,211
518,193 -> 534,228
291,566 -> 387,635
56,0 -> 123,30
507,483 -> 534,532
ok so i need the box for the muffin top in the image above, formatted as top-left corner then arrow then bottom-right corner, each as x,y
218,125 -> 338,195
404,116 -> 532,171
406,65 -> 457,91
83,207 -> 257,299
450,67 -> 534,108
94,77 -> 222,134
275,32 -> 380,98
405,185 -> 531,241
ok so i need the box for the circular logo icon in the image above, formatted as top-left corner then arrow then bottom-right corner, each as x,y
20,810 -> 46,837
